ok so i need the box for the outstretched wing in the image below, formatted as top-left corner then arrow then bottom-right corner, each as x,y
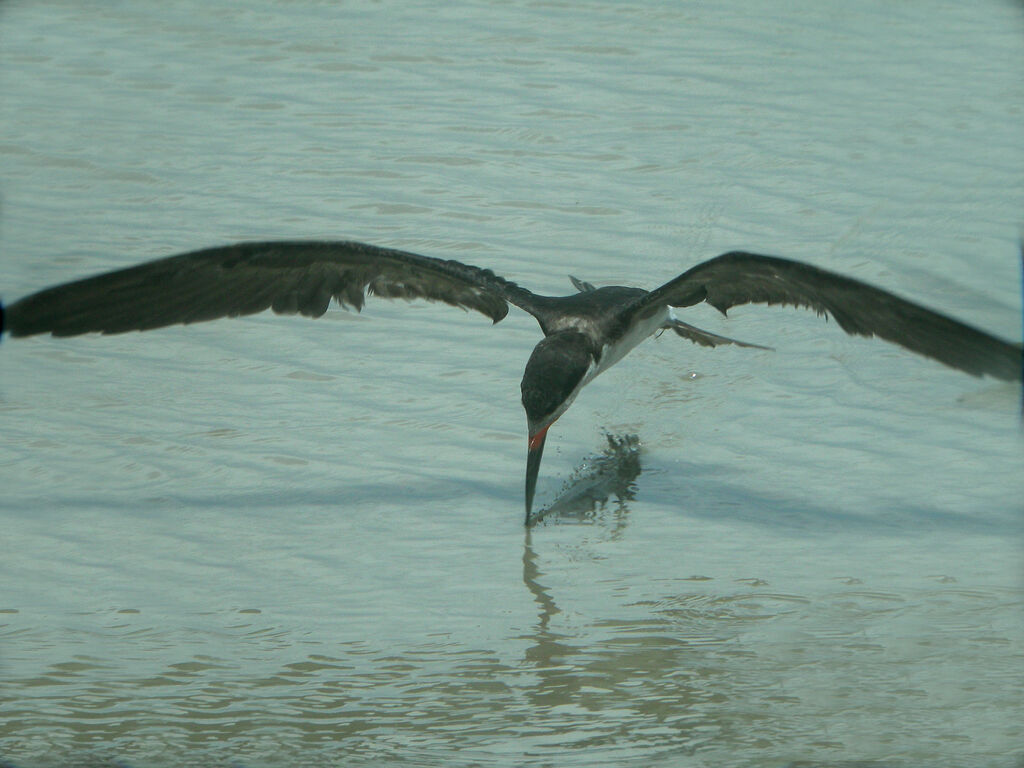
2,240 -> 539,338
635,251 -> 1022,382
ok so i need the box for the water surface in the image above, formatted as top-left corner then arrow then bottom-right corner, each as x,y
1,2 -> 1022,766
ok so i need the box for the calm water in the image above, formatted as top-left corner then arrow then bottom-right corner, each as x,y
1,2 -> 1022,767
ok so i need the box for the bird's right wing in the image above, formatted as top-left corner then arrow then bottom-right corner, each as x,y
634,251 -> 1022,381
2,240 -> 540,338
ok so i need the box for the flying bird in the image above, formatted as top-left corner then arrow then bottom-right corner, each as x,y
2,240 -> 1021,523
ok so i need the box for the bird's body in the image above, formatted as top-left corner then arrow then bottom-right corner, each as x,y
2,239 -> 1020,522
520,287 -> 667,421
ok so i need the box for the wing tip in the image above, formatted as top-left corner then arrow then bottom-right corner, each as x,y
490,301 -> 509,324
0,297 -> 24,338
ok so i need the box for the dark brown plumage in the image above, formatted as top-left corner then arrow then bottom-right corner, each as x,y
2,239 -> 1020,522
2,240 -> 534,337
638,252 -> 1022,382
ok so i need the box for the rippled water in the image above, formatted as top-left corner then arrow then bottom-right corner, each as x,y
1,2 -> 1022,767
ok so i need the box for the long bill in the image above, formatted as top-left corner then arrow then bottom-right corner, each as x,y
524,425 -> 550,525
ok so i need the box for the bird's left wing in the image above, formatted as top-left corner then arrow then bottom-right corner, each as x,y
632,251 -> 1022,382
2,240 -> 537,338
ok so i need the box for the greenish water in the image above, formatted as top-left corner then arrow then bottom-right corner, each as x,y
1,2 -> 1022,766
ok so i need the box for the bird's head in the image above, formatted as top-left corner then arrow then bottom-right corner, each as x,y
520,331 -> 596,522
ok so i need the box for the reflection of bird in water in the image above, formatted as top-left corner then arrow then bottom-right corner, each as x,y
3,240 -> 1021,522
522,528 -> 559,635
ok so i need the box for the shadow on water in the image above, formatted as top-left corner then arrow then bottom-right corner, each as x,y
12,424 -> 1019,536
644,460 -> 1024,537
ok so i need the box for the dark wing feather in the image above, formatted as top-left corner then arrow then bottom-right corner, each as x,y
638,251 -> 1022,382
667,318 -> 772,350
3,240 -> 539,338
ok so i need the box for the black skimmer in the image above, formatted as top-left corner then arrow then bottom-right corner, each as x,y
2,240 -> 1021,522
